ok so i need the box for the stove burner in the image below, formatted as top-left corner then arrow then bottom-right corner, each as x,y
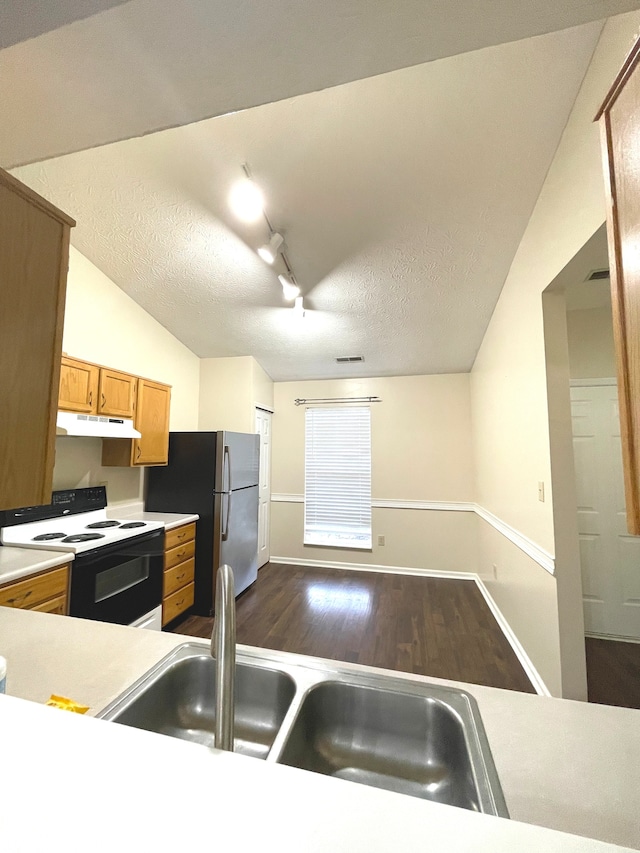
119,522 -> 146,529
62,533 -> 105,543
86,520 -> 121,529
32,533 -> 67,541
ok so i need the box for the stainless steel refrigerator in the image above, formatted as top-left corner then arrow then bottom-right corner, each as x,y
146,431 -> 260,615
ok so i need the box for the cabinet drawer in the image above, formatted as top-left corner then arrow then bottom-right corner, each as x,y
0,566 -> 69,610
165,539 -> 195,570
163,558 -> 195,598
165,523 -> 196,551
162,582 -> 194,626
30,594 -> 67,616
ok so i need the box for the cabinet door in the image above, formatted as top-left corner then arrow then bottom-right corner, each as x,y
597,36 -> 640,534
0,169 -> 74,511
59,356 -> 99,414
98,368 -> 136,418
133,379 -> 171,466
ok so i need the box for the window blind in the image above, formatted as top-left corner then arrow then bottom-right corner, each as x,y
304,406 -> 372,549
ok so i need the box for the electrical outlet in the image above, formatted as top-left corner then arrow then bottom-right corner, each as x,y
538,481 -> 545,502
377,535 -> 385,546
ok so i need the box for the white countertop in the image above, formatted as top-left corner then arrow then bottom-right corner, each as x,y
0,545 -> 74,585
1,689 -> 635,853
0,608 -> 638,851
106,504 -> 199,530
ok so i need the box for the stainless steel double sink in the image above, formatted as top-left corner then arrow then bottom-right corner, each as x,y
97,642 -> 508,818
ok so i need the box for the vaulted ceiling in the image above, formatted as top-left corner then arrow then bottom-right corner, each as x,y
5,2 -> 637,380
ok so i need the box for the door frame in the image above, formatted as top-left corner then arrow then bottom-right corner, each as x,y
255,405 -> 274,569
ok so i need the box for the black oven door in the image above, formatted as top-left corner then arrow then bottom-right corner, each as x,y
69,530 -> 164,626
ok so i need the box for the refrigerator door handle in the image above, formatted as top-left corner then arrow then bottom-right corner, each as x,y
223,444 -> 232,493
222,492 -> 231,541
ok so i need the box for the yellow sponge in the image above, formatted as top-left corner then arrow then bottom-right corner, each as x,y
46,695 -> 90,714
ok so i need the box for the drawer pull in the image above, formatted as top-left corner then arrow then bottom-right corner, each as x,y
176,550 -> 185,558
177,532 -> 186,540
176,573 -> 185,581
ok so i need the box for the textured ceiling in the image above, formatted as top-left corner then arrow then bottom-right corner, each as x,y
14,25 -> 603,381
2,0 -> 639,167
15,24 -> 600,380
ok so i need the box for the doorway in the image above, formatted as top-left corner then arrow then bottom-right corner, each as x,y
255,407 -> 272,568
543,223 -> 640,707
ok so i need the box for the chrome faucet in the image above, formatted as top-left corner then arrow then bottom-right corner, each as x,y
210,563 -> 236,751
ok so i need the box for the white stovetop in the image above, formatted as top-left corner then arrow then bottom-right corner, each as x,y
0,509 -> 164,554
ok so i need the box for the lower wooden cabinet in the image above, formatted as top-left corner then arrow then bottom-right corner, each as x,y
162,523 -> 196,626
0,565 -> 70,614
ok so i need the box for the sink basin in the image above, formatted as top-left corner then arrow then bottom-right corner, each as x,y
98,643 -> 507,818
99,648 -> 296,759
277,681 -> 483,810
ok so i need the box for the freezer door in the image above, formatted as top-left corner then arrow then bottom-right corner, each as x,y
215,432 -> 260,491
218,484 -> 259,596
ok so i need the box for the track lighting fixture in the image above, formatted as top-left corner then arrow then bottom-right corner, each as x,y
258,232 -> 284,264
278,274 -> 301,301
233,164 -> 306,313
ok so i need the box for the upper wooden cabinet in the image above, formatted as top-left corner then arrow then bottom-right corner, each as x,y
59,357 -> 135,418
98,367 -> 136,418
0,168 -> 75,511
59,354 -> 172,467
134,379 -> 171,465
102,375 -> 171,468
597,36 -> 640,535
59,356 -> 99,414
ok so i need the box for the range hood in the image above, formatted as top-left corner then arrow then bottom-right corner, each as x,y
56,411 -> 141,439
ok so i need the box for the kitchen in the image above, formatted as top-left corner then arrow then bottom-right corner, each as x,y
2,3 -> 640,851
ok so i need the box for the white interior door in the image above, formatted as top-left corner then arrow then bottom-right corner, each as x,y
255,408 -> 272,569
571,382 -> 640,640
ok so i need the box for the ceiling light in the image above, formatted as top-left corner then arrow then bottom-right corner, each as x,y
258,232 -> 284,264
294,296 -> 305,318
278,274 -> 300,301
228,178 -> 264,222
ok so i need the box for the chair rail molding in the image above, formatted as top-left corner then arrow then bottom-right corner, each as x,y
270,494 -> 556,574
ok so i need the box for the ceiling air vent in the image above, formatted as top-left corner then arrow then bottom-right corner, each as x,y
335,356 -> 364,364
586,269 -> 610,281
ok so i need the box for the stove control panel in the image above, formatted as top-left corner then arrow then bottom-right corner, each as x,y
0,486 -> 107,529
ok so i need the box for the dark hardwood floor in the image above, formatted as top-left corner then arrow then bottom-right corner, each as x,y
585,636 -> 640,710
171,562 -> 535,693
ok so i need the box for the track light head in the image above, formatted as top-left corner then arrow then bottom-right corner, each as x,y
278,274 -> 301,301
258,232 -> 284,264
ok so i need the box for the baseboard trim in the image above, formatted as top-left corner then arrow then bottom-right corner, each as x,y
271,495 -> 555,575
474,577 -> 551,696
270,556 -> 551,696
586,631 -> 640,645
270,556 -> 476,580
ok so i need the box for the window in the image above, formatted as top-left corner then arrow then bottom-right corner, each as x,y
304,406 -> 372,549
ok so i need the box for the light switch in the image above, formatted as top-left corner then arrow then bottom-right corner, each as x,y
538,482 -> 545,502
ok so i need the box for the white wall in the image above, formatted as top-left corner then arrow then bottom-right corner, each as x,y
199,356 -> 274,432
270,374 -> 479,573
469,12 -> 640,698
567,306 -> 616,379
53,247 -> 200,504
